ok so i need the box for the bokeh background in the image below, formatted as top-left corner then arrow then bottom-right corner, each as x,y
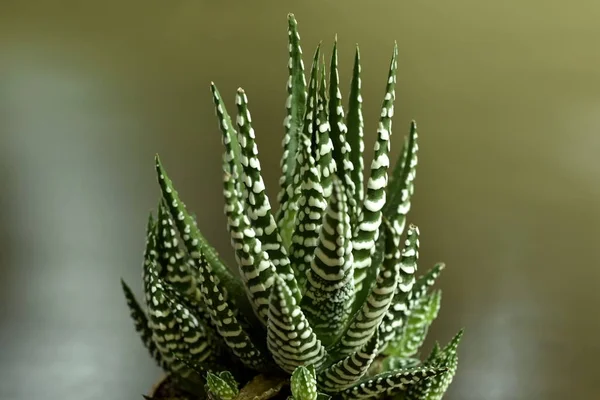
1,1 -> 599,399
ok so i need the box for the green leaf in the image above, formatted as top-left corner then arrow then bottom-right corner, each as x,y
332,220 -> 400,357
405,330 -> 463,400
315,55 -> 336,200
143,261 -> 194,378
291,366 -> 318,400
318,330 -> 380,392
211,83 -> 244,201
340,366 -> 445,400
154,156 -> 246,311
287,130 -> 326,291
155,156 -> 269,371
267,274 -> 327,374
217,94 -> 281,325
156,201 -> 202,304
235,88 -> 301,303
301,178 -> 355,345
381,356 -> 421,371
384,290 -> 442,358
385,121 -> 419,236
278,13 -> 308,210
353,43 -> 398,293
206,371 -> 239,400
120,278 -> 166,369
327,39 -> 357,231
345,45 -> 365,222
380,263 -> 445,351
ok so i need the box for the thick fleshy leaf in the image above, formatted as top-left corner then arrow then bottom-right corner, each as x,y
353,43 -> 398,293
206,371 -> 239,400
291,366 -> 318,400
380,263 -> 445,350
384,290 -> 442,358
121,278 -> 166,369
235,88 -> 301,302
345,46 -> 365,221
318,330 -> 379,392
156,157 -> 269,370
143,261 -> 193,377
217,92 -> 280,325
278,13 -> 307,210
301,178 -> 355,345
267,275 -> 327,374
315,57 -> 335,199
405,330 -> 463,400
154,156 -> 246,309
332,220 -> 400,357
211,83 -> 244,200
385,121 -> 419,236
340,366 -> 445,400
287,132 -> 326,291
156,201 -> 202,304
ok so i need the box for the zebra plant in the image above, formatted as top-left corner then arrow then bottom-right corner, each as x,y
122,13 -> 463,400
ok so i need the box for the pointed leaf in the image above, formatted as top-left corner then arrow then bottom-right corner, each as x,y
353,43 -> 398,293
315,56 -> 336,199
385,121 -> 419,236
218,94 -> 280,325
345,46 -> 365,219
235,88 -> 301,302
332,220 -> 400,356
328,39 -> 357,228
318,330 -> 379,392
291,366 -> 318,400
206,371 -> 239,400
143,261 -> 192,377
154,156 -> 246,310
384,290 -> 442,358
267,275 -> 327,374
156,201 -> 202,304
287,132 -> 327,291
340,366 -> 445,399
301,178 -> 355,345
405,330 -> 463,400
121,278 -> 166,369
278,13 -> 307,207
380,263 -> 445,350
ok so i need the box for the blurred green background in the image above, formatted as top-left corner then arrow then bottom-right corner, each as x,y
1,1 -> 599,399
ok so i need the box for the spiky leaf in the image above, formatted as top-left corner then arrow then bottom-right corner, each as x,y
405,330 -> 463,400
278,13 -> 307,209
315,58 -> 336,199
345,46 -> 365,219
121,278 -> 166,368
287,132 -> 327,291
385,290 -> 442,358
206,371 -> 239,400
380,263 -> 445,351
154,156 -> 246,310
385,121 -> 419,236
217,96 -> 279,324
267,275 -> 327,374
156,156 -> 269,370
318,330 -> 379,392
301,178 -> 355,345
291,366 -> 318,400
332,220 -> 401,357
353,43 -> 398,293
340,366 -> 445,400
235,88 -> 301,302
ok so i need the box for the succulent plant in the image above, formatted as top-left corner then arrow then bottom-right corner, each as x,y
122,13 -> 463,400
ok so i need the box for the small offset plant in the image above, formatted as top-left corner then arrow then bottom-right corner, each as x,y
122,14 -> 462,400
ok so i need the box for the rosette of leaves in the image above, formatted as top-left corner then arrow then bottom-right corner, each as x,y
122,13 -> 463,400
